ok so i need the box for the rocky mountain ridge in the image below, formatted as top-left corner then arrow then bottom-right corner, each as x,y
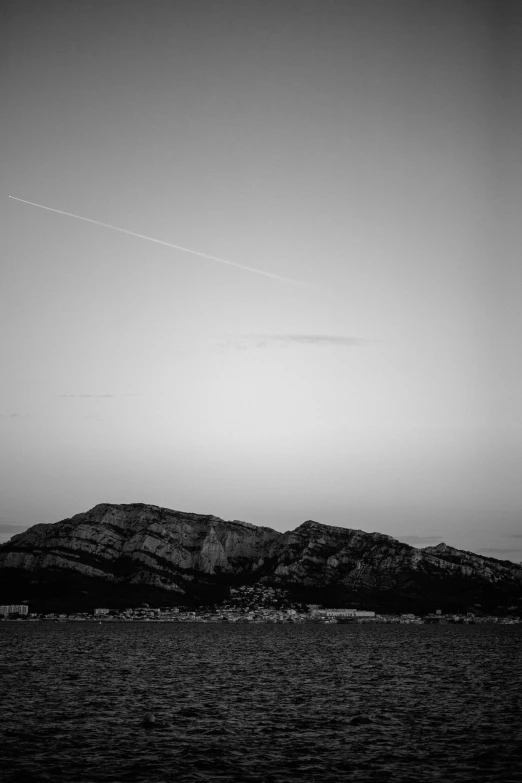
1,503 -> 521,612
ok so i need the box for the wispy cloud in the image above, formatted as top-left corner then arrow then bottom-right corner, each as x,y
0,413 -> 31,418
216,334 -> 372,352
57,393 -> 139,398
0,522 -> 25,536
257,334 -> 370,347
398,535 -> 444,546
478,547 -> 522,554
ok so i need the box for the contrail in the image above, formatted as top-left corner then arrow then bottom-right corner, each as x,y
8,196 -> 305,285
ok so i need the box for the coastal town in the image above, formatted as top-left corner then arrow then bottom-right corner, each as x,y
1,584 -> 520,624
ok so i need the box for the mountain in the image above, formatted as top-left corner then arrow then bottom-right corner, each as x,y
1,503 -> 521,613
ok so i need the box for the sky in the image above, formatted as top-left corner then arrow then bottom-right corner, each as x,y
2,0 -> 521,561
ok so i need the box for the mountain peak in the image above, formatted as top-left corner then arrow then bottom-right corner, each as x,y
294,519 -> 345,533
1,503 -> 521,613
425,542 -> 449,552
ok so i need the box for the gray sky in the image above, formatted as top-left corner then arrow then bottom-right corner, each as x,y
2,1 -> 521,560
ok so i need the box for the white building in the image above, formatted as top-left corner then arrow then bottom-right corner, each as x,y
0,604 -> 29,616
313,608 -> 376,618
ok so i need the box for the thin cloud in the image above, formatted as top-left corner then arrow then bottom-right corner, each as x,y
57,393 -> 139,398
254,334 -> 370,347
0,523 -> 25,536
478,547 -> 522,554
399,535 -> 444,546
58,394 -> 115,398
217,334 -> 372,352
0,413 -> 31,418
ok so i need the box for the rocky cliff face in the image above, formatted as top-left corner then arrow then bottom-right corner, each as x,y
1,503 -> 521,608
0,504 -> 280,593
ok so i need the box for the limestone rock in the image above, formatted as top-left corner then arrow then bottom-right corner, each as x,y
1,503 -> 521,607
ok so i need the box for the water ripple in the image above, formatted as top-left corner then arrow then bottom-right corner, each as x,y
1,623 -> 521,782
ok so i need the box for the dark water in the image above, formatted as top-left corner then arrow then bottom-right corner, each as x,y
1,623 -> 521,782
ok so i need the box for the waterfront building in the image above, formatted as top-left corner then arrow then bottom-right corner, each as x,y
0,604 -> 29,616
313,608 -> 376,619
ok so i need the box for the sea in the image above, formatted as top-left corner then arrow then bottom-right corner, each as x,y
1,623 -> 521,783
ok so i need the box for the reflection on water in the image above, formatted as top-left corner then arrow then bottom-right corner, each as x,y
1,623 -> 521,782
